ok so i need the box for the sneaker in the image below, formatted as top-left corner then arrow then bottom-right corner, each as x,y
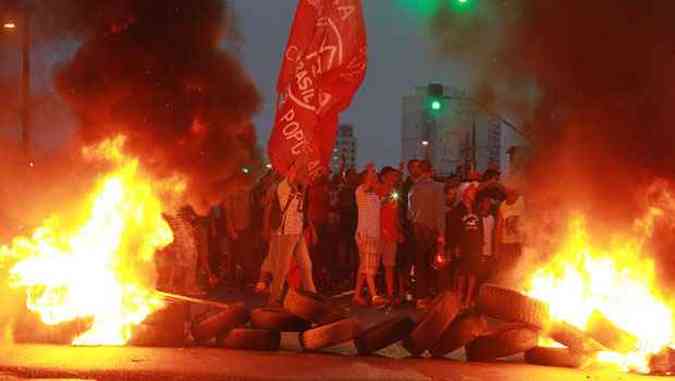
371,295 -> 389,309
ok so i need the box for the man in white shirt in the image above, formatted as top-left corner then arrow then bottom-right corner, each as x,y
268,163 -> 317,305
497,188 -> 525,273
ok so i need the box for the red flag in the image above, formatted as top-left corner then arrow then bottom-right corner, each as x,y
268,0 -> 367,178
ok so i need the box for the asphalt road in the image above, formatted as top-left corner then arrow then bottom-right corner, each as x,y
0,344 -> 663,381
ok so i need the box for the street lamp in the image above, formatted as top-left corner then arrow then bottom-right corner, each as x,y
421,140 -> 430,146
3,22 -> 16,29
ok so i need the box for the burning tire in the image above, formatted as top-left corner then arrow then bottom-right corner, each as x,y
547,321 -> 605,353
354,316 -> 415,355
191,303 -> 249,344
465,325 -> 539,362
586,310 -> 638,353
649,348 -> 675,375
403,292 -> 461,356
220,328 -> 281,351
477,284 -> 550,329
143,301 -> 187,331
284,289 -> 341,324
250,307 -> 311,332
300,318 -> 359,351
525,347 -> 591,368
431,312 -> 488,357
14,312 -> 93,345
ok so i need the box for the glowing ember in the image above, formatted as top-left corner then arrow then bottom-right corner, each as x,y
524,215 -> 674,373
0,136 -> 183,345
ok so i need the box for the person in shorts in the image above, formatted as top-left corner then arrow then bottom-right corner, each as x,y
353,164 -> 386,307
379,167 -> 403,304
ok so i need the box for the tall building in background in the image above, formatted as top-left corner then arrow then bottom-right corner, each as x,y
331,124 -> 357,173
401,83 -> 506,177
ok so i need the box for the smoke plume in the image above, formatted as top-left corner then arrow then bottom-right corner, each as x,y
429,0 -> 675,224
428,0 -> 675,286
54,0 -> 261,214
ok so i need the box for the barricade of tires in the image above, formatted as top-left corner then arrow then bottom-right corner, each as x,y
129,284 -> 660,373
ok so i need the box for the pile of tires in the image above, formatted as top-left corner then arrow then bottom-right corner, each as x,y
473,284 -> 606,369
391,284 -> 607,370
129,284 -> 617,373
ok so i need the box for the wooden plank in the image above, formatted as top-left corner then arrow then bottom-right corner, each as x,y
154,290 -> 241,310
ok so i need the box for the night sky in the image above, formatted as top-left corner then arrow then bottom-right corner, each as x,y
235,1 -> 473,167
0,1 -> 475,167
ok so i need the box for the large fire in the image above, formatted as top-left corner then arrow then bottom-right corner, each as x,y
524,210 -> 675,373
0,136 -> 184,345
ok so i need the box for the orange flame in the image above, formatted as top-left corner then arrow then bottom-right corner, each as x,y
1,136 -> 184,345
524,213 -> 674,373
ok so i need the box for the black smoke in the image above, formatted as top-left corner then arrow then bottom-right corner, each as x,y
430,0 -> 675,225
428,0 -> 675,288
53,0 -> 261,214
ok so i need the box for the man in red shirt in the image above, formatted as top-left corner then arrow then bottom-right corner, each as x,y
379,167 -> 404,303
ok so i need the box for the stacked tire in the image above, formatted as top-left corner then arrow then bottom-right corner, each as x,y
192,303 -> 250,345
403,292 -> 462,356
475,284 -> 604,369
355,316 -> 415,355
151,283 -> 611,372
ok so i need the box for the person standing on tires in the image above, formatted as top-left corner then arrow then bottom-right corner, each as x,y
268,162 -> 317,306
408,160 -> 446,309
353,163 -> 386,307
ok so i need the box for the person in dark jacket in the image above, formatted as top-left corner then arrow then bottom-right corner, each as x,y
446,186 -> 496,307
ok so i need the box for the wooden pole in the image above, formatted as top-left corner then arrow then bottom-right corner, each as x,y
154,290 -> 241,310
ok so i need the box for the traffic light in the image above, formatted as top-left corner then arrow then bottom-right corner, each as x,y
448,0 -> 476,14
427,83 -> 444,113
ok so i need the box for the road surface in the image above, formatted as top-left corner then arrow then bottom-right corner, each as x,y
0,343 -> 663,381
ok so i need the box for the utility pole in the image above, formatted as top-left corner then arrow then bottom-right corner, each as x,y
471,119 -> 477,171
20,7 -> 31,158
443,94 -> 530,143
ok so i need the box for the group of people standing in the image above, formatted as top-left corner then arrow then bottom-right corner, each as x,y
156,157 -> 525,311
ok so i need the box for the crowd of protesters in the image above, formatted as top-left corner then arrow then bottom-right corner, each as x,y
156,158 -> 525,310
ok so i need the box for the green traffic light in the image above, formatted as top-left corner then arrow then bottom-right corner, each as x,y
431,100 -> 441,111
458,0 -> 468,3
